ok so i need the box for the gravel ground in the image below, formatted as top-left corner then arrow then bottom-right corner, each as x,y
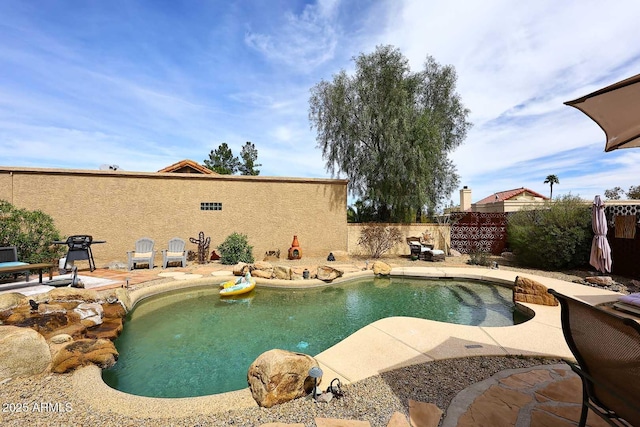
1,356 -> 560,427
2,254 -> 632,427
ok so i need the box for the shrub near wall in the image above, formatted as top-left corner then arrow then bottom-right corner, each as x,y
0,200 -> 64,263
507,195 -> 592,270
357,224 -> 403,258
218,232 -> 255,265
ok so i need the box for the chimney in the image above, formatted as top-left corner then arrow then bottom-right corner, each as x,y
460,186 -> 472,211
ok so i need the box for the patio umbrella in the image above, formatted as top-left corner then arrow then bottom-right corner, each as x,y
589,195 -> 612,273
565,73 -> 640,152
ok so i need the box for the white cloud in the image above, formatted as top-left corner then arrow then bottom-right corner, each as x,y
2,0 -> 640,202
244,1 -> 339,70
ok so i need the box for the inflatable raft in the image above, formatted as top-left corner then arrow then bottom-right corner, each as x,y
219,272 -> 256,297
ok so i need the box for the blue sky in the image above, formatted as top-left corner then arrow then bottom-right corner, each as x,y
2,0 -> 640,206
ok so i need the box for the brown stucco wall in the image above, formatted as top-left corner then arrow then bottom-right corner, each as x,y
347,223 -> 451,256
0,173 -> 12,202
0,167 -> 348,266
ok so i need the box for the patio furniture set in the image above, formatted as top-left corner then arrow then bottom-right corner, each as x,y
0,236 -> 188,286
127,237 -> 187,270
406,237 -> 445,261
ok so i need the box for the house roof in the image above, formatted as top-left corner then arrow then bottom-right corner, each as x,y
475,187 -> 549,205
157,159 -> 216,174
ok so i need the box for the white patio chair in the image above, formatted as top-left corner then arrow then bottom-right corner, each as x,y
127,237 -> 156,270
162,237 -> 187,268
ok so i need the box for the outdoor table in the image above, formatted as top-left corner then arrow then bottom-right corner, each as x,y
52,236 -> 106,272
0,262 -> 54,283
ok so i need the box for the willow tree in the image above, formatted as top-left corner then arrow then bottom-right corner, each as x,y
309,45 -> 471,222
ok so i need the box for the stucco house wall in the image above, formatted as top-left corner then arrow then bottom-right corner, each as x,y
0,167 -> 348,267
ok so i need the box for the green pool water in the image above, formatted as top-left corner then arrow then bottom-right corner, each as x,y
102,277 -> 529,398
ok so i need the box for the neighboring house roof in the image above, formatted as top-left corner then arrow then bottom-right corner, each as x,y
475,187 -> 549,205
158,159 -> 216,174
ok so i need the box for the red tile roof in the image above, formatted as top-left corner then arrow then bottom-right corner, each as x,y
158,159 -> 216,174
475,187 -> 548,205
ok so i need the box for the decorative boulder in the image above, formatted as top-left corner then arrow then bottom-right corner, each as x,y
233,262 -> 250,276
74,302 -> 104,326
251,269 -> 273,279
42,323 -> 87,341
37,303 -> 67,314
252,261 -> 274,279
101,302 -> 126,319
84,318 -> 123,340
372,261 -> 392,276
0,326 -> 51,380
0,292 -> 28,311
247,349 -> 319,408
513,276 -> 558,306
253,261 -> 273,271
449,249 -> 462,257
273,265 -> 292,280
317,266 -> 343,282
37,288 -> 100,303
51,338 -> 118,373
585,276 -> 615,286
50,334 -> 73,344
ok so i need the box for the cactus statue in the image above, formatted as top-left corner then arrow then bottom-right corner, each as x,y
189,231 -> 211,264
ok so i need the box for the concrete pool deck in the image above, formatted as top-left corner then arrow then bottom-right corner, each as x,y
57,264 -> 626,424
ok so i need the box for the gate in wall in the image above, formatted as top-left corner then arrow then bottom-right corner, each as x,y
450,212 -> 509,255
605,204 -> 640,278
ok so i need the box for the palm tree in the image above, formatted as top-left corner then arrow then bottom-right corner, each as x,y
544,174 -> 559,200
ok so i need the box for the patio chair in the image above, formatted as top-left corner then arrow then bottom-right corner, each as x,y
548,289 -> 640,427
161,237 -> 187,268
0,246 -> 28,281
0,246 -> 19,264
406,237 -> 433,259
127,237 -> 156,270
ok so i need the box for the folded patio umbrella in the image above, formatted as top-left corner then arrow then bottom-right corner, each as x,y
565,73 -> 640,152
589,195 -> 612,273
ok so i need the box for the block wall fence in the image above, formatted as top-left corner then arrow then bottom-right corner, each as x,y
347,223 -> 451,256
0,167 -> 348,266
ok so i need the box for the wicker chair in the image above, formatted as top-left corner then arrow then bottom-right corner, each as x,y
161,237 -> 187,268
127,237 -> 156,270
548,289 -> 640,427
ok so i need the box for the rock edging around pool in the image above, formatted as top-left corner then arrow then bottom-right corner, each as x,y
0,288 -> 126,380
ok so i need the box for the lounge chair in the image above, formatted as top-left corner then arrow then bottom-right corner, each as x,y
162,237 -> 187,268
127,238 -> 156,270
548,289 -> 640,427
406,237 -> 444,261
407,237 -> 433,258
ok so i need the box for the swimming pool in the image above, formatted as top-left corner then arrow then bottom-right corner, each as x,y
102,277 -> 530,398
